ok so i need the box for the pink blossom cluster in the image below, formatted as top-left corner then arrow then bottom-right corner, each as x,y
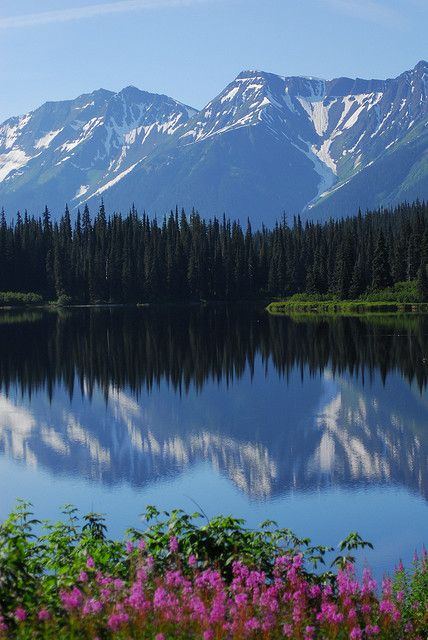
2,543 -> 427,639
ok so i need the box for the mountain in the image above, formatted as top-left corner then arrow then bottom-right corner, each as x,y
1,61 -> 427,224
0,87 -> 195,217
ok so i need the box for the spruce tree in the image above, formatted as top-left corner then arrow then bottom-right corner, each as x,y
372,231 -> 392,290
417,263 -> 428,302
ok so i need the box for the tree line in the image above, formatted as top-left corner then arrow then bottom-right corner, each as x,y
0,199 -> 427,302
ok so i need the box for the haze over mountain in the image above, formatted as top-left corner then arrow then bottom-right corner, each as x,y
1,61 -> 427,225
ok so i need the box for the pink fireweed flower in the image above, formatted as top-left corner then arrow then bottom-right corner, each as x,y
82,598 -> 103,616
126,540 -> 134,553
350,627 -> 363,639
155,635 -> 165,640
78,570 -> 88,583
86,556 -> 95,569
37,609 -> 50,621
309,584 -> 321,598
14,608 -> 26,622
60,586 -> 83,611
365,625 -> 381,636
138,538 -> 146,551
113,578 -> 125,591
169,536 -> 179,553
188,554 -> 197,568
107,611 -> 129,631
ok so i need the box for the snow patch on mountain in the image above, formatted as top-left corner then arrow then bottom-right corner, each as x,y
87,160 -> 142,199
0,149 -> 33,181
75,185 -> 89,199
35,128 -> 63,149
312,140 -> 337,175
0,114 -> 32,151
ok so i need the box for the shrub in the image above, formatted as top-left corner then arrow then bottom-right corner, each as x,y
0,503 -> 426,639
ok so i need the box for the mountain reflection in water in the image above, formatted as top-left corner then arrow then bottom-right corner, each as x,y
0,306 -> 427,502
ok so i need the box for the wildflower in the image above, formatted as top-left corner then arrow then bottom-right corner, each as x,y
169,536 -> 179,553
155,634 -> 165,640
82,598 -> 103,615
0,617 -> 7,633
350,626 -> 362,639
78,570 -> 88,582
365,625 -> 380,636
126,540 -> 134,553
14,608 -> 26,622
138,538 -> 146,551
309,584 -> 321,598
107,611 -> 129,631
188,554 -> 197,567
38,609 -> 50,621
113,578 -> 125,590
60,587 -> 83,611
245,618 -> 260,632
86,556 -> 95,569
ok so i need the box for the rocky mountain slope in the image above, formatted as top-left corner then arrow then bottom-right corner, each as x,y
1,61 -> 427,224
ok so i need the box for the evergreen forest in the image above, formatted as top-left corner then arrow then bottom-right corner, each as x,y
0,200 -> 427,302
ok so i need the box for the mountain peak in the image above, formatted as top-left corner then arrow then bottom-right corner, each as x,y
235,69 -> 281,82
413,60 -> 428,78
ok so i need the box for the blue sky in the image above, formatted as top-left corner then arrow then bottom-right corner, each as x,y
1,0 -> 427,122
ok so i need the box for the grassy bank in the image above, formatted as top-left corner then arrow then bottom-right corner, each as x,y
0,292 -> 43,307
268,300 -> 428,315
267,281 -> 428,315
0,503 -> 427,638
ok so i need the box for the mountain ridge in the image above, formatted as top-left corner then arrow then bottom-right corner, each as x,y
1,61 -> 427,224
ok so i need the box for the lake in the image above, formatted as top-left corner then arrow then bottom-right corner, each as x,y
0,305 -> 427,576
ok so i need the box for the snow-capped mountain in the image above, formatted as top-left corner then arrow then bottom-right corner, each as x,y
0,87 -> 195,215
1,61 -> 427,224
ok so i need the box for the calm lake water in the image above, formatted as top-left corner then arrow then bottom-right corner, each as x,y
0,305 -> 427,576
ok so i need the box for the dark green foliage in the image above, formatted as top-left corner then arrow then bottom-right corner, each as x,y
128,506 -> 336,581
0,200 -> 427,302
417,263 -> 428,302
372,230 -> 392,290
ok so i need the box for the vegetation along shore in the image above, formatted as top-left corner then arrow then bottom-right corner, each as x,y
0,503 -> 427,639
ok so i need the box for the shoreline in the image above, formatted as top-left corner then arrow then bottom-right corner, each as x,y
267,300 -> 428,315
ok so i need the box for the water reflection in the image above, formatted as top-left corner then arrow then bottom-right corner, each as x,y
0,307 -> 427,501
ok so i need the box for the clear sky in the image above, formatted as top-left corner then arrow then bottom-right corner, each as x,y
0,0 -> 427,122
